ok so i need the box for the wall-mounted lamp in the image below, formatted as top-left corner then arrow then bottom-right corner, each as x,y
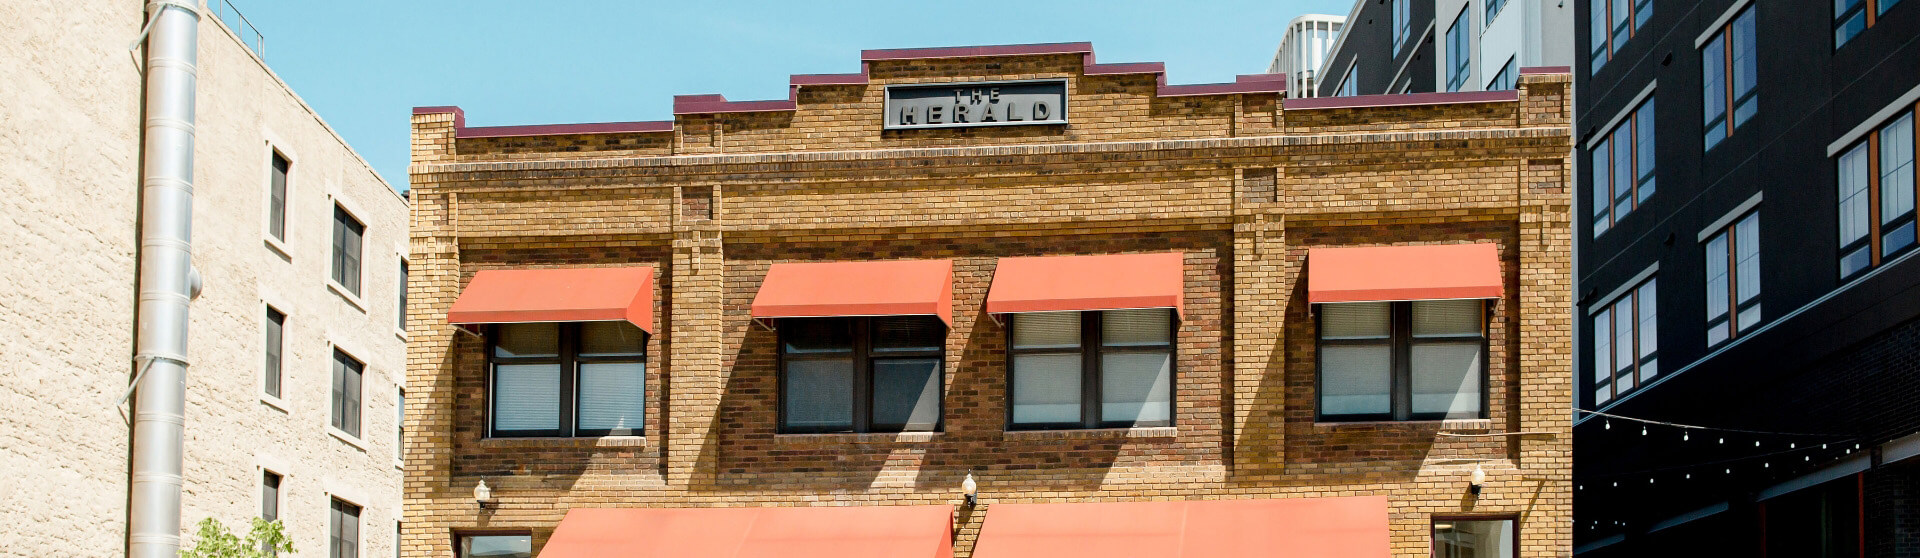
474,479 -> 497,510
962,473 -> 978,507
1469,465 -> 1486,496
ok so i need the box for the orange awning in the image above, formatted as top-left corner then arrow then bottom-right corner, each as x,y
537,505 -> 955,558
446,266 -> 655,333
972,496 -> 1389,558
1307,243 -> 1504,304
750,260 -> 954,325
984,252 -> 1185,316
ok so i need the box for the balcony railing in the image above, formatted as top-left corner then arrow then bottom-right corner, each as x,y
208,0 -> 264,59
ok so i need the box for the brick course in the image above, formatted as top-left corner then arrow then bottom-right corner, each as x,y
404,49 -> 1574,557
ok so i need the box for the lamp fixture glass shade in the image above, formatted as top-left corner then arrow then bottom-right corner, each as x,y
962,473 -> 977,497
474,479 -> 493,503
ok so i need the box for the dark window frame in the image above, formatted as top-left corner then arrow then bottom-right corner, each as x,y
1486,57 -> 1517,91
1431,515 -> 1520,557
455,532 -> 534,558
328,497 -> 360,558
268,150 -> 290,242
775,316 -> 947,434
397,260 -> 409,331
1588,0 -> 1652,73
330,204 -> 365,296
1393,0 -> 1412,56
1486,0 -> 1509,24
1705,211 -> 1763,347
1590,277 -> 1658,405
1592,96 -> 1657,236
331,348 -> 363,437
1835,0 -> 1904,49
264,306 -> 286,398
1445,7 -> 1471,92
1004,310 -> 1179,431
1703,6 -> 1758,151
1837,108 -> 1920,281
260,470 -> 281,521
485,322 -> 649,438
1314,300 -> 1491,422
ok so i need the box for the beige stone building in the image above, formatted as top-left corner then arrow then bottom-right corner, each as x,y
0,1 -> 407,556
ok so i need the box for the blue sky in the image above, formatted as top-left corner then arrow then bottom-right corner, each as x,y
238,0 -> 1356,193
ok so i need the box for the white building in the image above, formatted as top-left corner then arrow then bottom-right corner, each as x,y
1268,14 -> 1346,98
1434,0 -> 1576,92
0,1 -> 407,556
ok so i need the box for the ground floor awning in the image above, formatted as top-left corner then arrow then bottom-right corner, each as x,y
1307,243 -> 1504,304
984,252 -> 1185,317
446,266 -> 655,333
971,496 -> 1389,558
750,259 -> 955,325
538,505 -> 954,558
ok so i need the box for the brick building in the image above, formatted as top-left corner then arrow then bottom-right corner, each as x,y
403,43 -> 1575,557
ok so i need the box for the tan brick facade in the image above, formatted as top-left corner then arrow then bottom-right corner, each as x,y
404,48 -> 1573,557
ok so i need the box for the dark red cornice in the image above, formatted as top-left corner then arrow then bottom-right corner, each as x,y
1520,66 -> 1572,75
1284,90 -> 1518,111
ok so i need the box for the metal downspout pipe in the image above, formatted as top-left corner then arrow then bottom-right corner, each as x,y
129,1 -> 199,557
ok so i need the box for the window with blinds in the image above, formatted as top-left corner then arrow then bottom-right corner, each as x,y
1318,300 -> 1487,421
331,348 -> 363,437
268,151 -> 289,241
264,306 -> 285,398
778,316 -> 945,433
329,498 -> 360,558
1008,308 -> 1175,429
330,205 -> 364,296
488,321 -> 647,437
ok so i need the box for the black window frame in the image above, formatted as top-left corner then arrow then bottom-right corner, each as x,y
776,316 -> 947,434
1392,0 -> 1411,56
1588,0 -> 1652,73
1445,7 -> 1471,92
1004,310 -> 1179,431
264,306 -> 286,398
330,348 -> 363,437
1705,211 -> 1763,347
1315,300 -> 1491,422
1837,109 -> 1919,281
268,150 -> 289,242
457,533 -> 534,558
1432,515 -> 1520,557
328,497 -> 360,558
1590,277 -> 1658,406
260,470 -> 281,521
1486,56 -> 1517,92
486,322 -> 650,438
1591,96 -> 1657,237
331,204 -> 365,296
1835,0 -> 1904,49
397,260 -> 409,331
1702,5 -> 1758,151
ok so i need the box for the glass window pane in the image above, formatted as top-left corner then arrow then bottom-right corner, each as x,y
781,318 -> 853,354
1885,222 -> 1917,256
579,321 -> 646,356
576,362 -> 644,432
1636,99 -> 1657,202
1738,304 -> 1764,333
873,358 -> 942,431
1842,245 -> 1873,278
493,323 -> 559,358
1839,143 -> 1872,247
1706,233 -> 1730,319
1702,35 -> 1727,148
872,316 -> 945,352
1613,299 -> 1633,374
1735,215 -> 1761,304
1102,350 -> 1172,424
1414,300 -> 1482,337
1612,126 -> 1634,217
1103,308 -> 1172,346
1634,0 -> 1651,28
1321,345 -> 1392,416
1637,281 -> 1658,359
1836,9 -> 1865,48
1413,342 -> 1483,418
262,471 -> 280,521
492,364 -> 560,432
1708,320 -> 1731,346
1012,312 -> 1081,349
1434,519 -> 1515,558
1012,353 -> 1082,424
1730,10 -> 1758,127
1881,114 -> 1916,223
783,358 -> 853,430
265,308 -> 284,398
1321,302 -> 1390,339
269,153 -> 288,240
1590,0 -> 1610,69
1593,139 -> 1612,229
460,535 -> 532,558
1592,309 -> 1612,384
1882,0 -> 1904,15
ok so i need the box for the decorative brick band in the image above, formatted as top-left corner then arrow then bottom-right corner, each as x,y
459,121 -> 674,138
1284,90 -> 1519,111
1519,66 -> 1573,75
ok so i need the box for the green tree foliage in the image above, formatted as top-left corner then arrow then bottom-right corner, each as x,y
179,517 -> 294,558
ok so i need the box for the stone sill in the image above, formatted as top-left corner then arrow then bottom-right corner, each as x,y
774,432 -> 941,445
477,436 -> 648,449
1310,419 -> 1493,433
326,281 -> 368,313
1001,427 -> 1179,441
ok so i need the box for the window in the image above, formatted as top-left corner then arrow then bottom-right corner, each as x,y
331,348 -> 363,437
1487,0 -> 1510,23
395,387 -> 405,464
1589,0 -> 1651,72
1337,64 -> 1358,97
779,316 -> 944,433
1702,6 -> 1757,151
1838,112 -> 1918,279
397,260 -> 408,331
1393,0 -> 1412,55
1318,300 -> 1486,421
329,498 -> 360,558
1007,309 -> 1175,429
260,470 -> 281,521
1446,8 -> 1471,92
1706,212 -> 1763,346
1486,57 -> 1517,91
1836,0 -> 1904,48
1591,97 -> 1656,236
1591,278 -> 1657,405
459,535 -> 532,558
1434,518 -> 1516,557
331,205 -> 364,296
264,307 -> 285,398
489,321 -> 648,437
268,151 -> 289,242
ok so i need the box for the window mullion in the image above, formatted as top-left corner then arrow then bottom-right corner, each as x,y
560,323 -> 577,437
854,318 -> 872,433
1084,311 -> 1101,429
1871,133 -> 1884,266
1727,228 -> 1741,337
1392,302 -> 1413,421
